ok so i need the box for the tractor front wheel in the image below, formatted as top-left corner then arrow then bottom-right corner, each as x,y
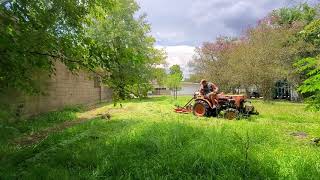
193,101 -> 211,117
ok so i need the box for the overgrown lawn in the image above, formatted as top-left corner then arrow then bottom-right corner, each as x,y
1,96 -> 320,179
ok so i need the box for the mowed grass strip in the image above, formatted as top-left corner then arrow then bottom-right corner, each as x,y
1,96 -> 320,179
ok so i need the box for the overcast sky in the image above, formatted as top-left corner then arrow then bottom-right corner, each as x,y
136,0 -> 311,77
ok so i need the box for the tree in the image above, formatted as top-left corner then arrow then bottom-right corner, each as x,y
166,74 -> 181,100
189,37 -> 238,92
152,68 -> 167,94
300,19 -> 320,49
86,1 -> 166,100
271,3 -> 319,26
167,65 -> 183,99
169,65 -> 183,80
227,24 -> 308,99
0,0 -> 165,101
295,19 -> 320,110
0,0 -> 104,94
189,4 -> 319,99
295,57 -> 320,110
153,68 -> 167,86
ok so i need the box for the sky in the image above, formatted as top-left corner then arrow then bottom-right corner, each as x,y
135,0 -> 310,77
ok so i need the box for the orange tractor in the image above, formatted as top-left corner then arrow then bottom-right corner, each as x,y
175,92 -> 258,120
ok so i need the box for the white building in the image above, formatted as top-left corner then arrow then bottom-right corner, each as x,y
151,82 -> 199,96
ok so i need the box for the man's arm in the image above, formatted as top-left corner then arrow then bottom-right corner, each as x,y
199,85 -> 205,95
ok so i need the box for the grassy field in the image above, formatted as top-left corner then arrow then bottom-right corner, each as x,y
1,96 -> 320,179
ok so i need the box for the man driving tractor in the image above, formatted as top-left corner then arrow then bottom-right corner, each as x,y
199,79 -> 219,106
174,79 -> 258,119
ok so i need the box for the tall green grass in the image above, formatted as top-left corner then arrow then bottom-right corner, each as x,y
0,106 -> 82,144
1,97 -> 320,179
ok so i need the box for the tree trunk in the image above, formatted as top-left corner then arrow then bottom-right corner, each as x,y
174,87 -> 177,99
172,88 -> 175,99
138,83 -> 141,99
175,86 -> 178,100
261,84 -> 273,100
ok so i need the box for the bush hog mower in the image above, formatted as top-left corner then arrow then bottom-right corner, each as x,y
174,92 -> 258,120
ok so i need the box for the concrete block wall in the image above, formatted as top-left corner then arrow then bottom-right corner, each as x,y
2,61 -> 112,117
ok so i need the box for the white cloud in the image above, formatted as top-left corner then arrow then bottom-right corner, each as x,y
136,0 -> 299,46
156,45 -> 195,78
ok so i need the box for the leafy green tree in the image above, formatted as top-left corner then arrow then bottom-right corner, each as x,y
271,3 -> 319,26
167,65 -> 183,99
152,68 -> 167,94
166,74 -> 181,100
87,1 -> 165,100
0,0 -> 103,94
300,19 -> 320,49
295,57 -> 320,110
295,19 -> 320,110
153,68 -> 167,86
0,0 -> 165,101
169,65 -> 183,81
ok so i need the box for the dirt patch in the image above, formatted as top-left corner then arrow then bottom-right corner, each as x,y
290,132 -> 308,139
13,102 -> 118,147
14,118 -> 90,146
77,104 -> 134,119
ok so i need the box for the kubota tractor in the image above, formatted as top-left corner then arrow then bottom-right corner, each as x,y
193,92 -> 258,119
174,92 -> 258,120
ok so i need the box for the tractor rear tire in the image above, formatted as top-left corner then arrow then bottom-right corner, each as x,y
193,101 -> 211,117
224,108 -> 239,120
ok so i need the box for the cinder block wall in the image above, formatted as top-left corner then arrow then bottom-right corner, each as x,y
2,61 -> 112,117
